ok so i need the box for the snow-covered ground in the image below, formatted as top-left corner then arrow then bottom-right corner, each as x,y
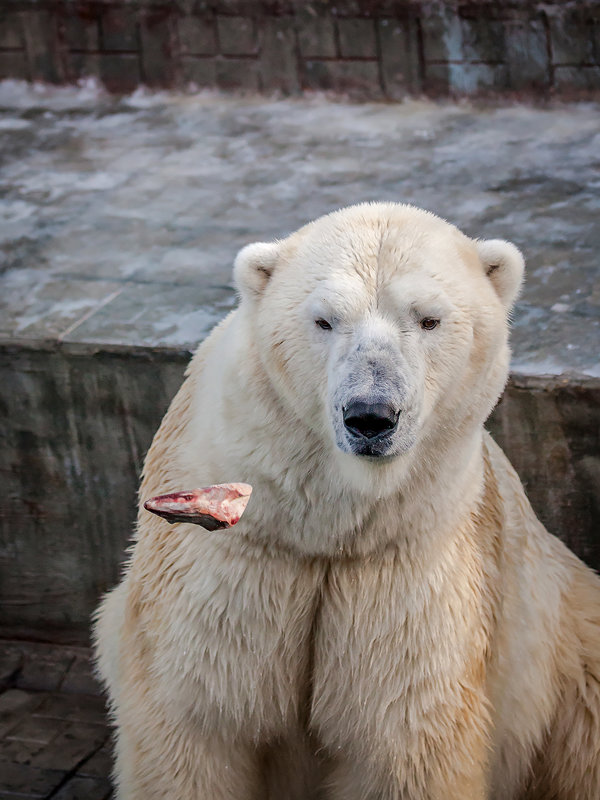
1,80 -> 598,376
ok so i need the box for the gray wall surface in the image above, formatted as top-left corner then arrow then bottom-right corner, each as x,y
1,0 -> 600,97
1,343 -> 187,644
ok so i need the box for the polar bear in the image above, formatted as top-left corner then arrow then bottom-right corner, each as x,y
94,203 -> 600,800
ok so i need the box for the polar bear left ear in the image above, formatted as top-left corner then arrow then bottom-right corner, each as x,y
234,241 -> 280,301
476,239 -> 525,310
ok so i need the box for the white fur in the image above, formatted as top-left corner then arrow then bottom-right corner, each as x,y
476,238 -> 525,309
94,203 -> 600,800
234,240 -> 280,300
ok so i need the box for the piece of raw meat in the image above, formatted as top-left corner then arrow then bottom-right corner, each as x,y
143,483 -> 252,530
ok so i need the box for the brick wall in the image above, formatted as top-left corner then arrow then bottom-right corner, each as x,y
0,1 -> 599,98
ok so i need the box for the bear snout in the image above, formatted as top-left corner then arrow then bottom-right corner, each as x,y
343,401 -> 400,440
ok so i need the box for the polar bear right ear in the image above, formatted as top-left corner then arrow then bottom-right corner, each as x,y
234,241 -> 280,301
476,239 -> 525,310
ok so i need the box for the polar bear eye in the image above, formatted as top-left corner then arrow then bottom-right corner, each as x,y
315,318 -> 333,331
420,318 -> 440,331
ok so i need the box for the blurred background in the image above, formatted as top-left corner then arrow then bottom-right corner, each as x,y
0,1 -> 599,796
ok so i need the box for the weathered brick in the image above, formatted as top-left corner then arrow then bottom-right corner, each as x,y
140,9 -> 175,87
554,65 -> 600,90
77,741 -> 113,778
337,18 -> 377,59
0,689 -> 35,717
0,689 -> 43,721
100,8 -> 138,53
304,59 -> 381,96
447,62 -> 509,93
33,693 -> 107,727
208,0 -> 261,13
60,656 -> 102,696
297,11 -> 336,59
421,6 -> 463,63
378,17 -> 420,98
15,648 -> 73,693
460,16 -> 505,63
5,714 -> 65,744
0,760 -> 63,796
22,10 -> 65,83
67,52 -> 100,82
179,16 -> 216,56
216,56 -> 259,90
0,735 -> 46,765
259,17 -> 300,94
325,0 -> 370,17
217,16 -> 256,56
99,53 -> 141,93
548,9 -> 595,66
0,11 -> 24,49
423,61 -> 451,94
51,774 -> 112,800
29,721 -> 107,772
425,62 -> 509,95
64,12 -> 99,53
181,56 -> 217,87
0,645 -> 23,690
505,17 -> 550,89
0,51 -> 29,80
426,61 -> 510,95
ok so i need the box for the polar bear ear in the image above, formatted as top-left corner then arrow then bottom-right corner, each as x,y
233,241 -> 280,301
476,239 -> 525,310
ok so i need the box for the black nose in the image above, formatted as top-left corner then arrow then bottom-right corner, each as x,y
343,401 -> 399,440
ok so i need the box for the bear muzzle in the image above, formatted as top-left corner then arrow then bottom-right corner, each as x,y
343,401 -> 400,440
341,400 -> 402,457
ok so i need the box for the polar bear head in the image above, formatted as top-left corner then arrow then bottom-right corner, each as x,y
233,203 -> 523,495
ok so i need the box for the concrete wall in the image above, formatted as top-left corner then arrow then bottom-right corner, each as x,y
1,340 -> 599,645
0,342 -> 187,644
1,0 -> 600,97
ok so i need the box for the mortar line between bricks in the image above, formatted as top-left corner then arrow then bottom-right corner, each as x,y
373,15 -> 385,96
333,16 -> 342,59
415,14 -> 426,93
287,55 -> 380,63
427,59 -> 506,66
43,734 -> 111,800
543,9 -> 555,86
292,16 -> 302,95
214,12 -> 221,57
136,16 -> 144,85
68,48 -> 140,55
55,656 -> 77,692
19,10 -> 35,83
56,7 -> 69,83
